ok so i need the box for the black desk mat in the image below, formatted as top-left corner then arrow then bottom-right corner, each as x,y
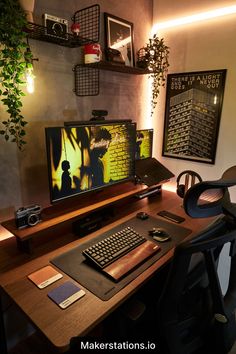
51,216 -> 191,301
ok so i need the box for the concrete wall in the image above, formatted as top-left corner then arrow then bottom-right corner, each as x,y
1,0 -> 153,347
2,0 -> 236,222
0,0 -> 153,222
152,0 -> 236,200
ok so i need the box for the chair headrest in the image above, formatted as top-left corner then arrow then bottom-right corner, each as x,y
183,166 -> 236,218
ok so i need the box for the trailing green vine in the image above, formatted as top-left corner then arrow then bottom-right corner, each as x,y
137,35 -> 169,116
0,0 -> 32,150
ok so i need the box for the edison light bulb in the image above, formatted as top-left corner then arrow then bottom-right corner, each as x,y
25,67 -> 35,94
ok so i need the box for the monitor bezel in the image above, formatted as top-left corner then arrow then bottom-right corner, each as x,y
64,119 -> 132,126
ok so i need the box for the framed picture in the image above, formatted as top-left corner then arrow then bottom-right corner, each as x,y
104,13 -> 134,67
162,69 -> 227,164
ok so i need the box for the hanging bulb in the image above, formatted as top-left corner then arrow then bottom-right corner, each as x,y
24,43 -> 37,94
25,65 -> 35,94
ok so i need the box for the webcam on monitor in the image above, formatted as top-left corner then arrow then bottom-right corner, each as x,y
90,110 -> 108,121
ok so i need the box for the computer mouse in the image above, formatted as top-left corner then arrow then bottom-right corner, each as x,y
136,211 -> 149,220
149,228 -> 171,242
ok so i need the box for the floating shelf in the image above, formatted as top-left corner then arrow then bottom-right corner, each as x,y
74,61 -> 150,96
25,22 -> 91,47
26,4 -> 100,48
92,61 -> 151,75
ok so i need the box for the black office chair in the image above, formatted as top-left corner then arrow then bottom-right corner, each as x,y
70,167 -> 236,353
157,166 -> 236,354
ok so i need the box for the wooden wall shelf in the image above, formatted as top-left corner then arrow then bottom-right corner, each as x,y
26,4 -> 100,48
74,62 -> 150,96
25,22 -> 90,47
91,61 -> 150,74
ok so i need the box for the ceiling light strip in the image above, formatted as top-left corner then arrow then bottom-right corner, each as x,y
152,5 -> 236,33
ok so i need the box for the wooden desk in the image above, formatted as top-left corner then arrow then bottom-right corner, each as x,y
0,190 -> 211,353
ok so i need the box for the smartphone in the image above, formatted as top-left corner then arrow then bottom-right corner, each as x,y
157,210 -> 185,224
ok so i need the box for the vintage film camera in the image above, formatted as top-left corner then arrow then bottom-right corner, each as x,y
43,14 -> 68,39
15,205 -> 42,229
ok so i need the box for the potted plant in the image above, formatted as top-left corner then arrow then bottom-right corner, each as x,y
137,35 -> 170,116
0,0 -> 32,150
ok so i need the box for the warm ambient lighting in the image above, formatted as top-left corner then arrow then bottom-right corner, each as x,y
25,67 -> 35,94
152,5 -> 236,33
162,181 -> 177,194
111,36 -> 131,50
139,75 -> 153,127
147,4 -> 236,119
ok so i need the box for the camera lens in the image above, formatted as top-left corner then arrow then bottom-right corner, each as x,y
52,22 -> 64,36
28,213 -> 39,226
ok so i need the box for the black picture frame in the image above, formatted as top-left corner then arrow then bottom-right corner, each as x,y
104,13 -> 134,67
162,69 -> 227,164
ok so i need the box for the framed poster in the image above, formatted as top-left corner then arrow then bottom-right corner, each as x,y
162,69 -> 227,164
104,13 -> 134,67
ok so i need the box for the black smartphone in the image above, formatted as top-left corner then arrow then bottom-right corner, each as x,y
157,210 -> 185,224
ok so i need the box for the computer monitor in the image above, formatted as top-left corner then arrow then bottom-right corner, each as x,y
45,121 -> 136,203
135,129 -> 153,160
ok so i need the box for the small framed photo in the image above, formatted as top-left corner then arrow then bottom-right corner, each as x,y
162,69 -> 227,164
104,13 -> 134,67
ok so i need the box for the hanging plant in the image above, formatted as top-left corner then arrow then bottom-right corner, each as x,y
0,0 -> 32,150
137,35 -> 169,116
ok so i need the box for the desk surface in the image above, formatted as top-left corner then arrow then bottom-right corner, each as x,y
0,190 -> 212,352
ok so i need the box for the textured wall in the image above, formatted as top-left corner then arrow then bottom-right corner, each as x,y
0,0 -> 153,221
153,0 -> 236,200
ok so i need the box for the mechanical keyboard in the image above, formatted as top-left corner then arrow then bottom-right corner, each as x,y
83,226 -> 161,281
83,227 -> 146,269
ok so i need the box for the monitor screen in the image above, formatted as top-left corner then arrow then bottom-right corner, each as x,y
135,129 -> 153,160
45,122 -> 136,203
